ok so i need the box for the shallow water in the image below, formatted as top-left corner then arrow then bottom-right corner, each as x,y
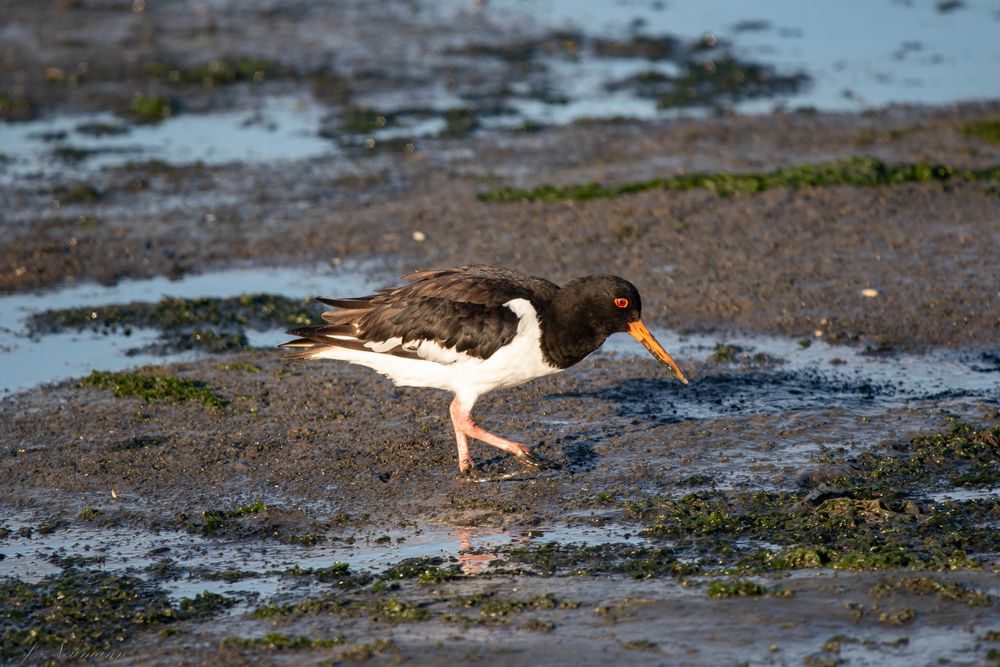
0,262 -> 377,394
600,330 -> 999,421
479,0 -> 1000,112
0,511 -> 646,603
0,96 -> 333,184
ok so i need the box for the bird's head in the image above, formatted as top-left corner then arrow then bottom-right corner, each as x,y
562,275 -> 688,384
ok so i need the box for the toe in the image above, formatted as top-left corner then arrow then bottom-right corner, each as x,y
514,448 -> 556,470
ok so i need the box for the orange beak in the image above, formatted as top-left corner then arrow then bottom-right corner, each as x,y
628,321 -> 689,385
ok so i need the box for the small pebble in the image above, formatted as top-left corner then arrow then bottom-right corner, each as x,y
861,288 -> 879,298
412,231 -> 427,242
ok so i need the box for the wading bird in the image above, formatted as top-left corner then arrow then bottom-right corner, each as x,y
282,265 -> 688,477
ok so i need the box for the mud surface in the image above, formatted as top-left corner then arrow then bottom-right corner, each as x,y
2,1 -> 1000,666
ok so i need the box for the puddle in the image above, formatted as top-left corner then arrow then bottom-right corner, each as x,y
0,261 -> 379,395
598,331 -> 1000,420
476,0 -> 1000,111
924,487 -> 999,504
0,96 -> 333,184
0,511 -> 647,604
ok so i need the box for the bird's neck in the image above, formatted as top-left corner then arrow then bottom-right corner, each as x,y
537,294 -> 609,369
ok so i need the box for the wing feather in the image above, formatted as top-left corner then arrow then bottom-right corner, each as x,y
281,265 -> 556,362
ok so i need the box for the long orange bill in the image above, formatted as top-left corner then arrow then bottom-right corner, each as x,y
628,321 -> 689,385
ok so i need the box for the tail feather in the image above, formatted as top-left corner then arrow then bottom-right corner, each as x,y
280,326 -> 422,361
317,296 -> 373,309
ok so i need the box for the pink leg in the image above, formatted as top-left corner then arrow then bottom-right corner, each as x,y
449,396 -> 541,473
449,400 -> 474,474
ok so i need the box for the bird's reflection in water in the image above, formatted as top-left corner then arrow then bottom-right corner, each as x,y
454,527 -> 547,575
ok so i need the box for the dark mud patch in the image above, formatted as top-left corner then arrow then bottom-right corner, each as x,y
610,54 -> 809,111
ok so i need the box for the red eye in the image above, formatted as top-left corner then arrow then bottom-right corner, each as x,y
614,298 -> 629,308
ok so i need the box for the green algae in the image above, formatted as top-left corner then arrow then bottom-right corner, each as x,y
50,182 -> 103,205
616,421 -> 1000,574
706,579 -> 766,597
185,502 -> 323,545
79,370 -> 225,408
32,293 -> 319,355
338,639 -> 397,661
164,329 -> 248,353
31,294 -> 318,334
877,607 -> 916,625
221,633 -> 346,650
75,121 -> 130,137
868,575 -> 991,606
620,639 -> 660,652
0,93 -> 37,122
51,145 -> 105,163
499,542 -> 702,579
36,518 -> 67,535
217,361 -> 261,373
253,595 -> 429,624
478,157 -> 1000,203
453,592 -> 576,624
340,105 -> 393,134
521,618 -> 556,632
197,502 -> 267,535
655,55 -> 808,109
253,597 -> 344,619
146,57 -> 280,87
177,590 -> 236,616
283,562 -> 373,587
836,422 -> 1000,493
962,118 -> 1000,145
0,569 -> 234,661
197,568 -> 260,583
379,557 -> 461,584
709,342 -> 741,363
441,107 -> 478,138
34,214 -> 103,230
77,507 -> 102,521
450,31 -> 582,63
370,598 -> 432,623
593,34 -> 680,60
853,124 -> 925,146
127,93 -> 177,123
639,487 -> 991,573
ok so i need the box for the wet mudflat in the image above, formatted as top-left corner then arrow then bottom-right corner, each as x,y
2,1 -> 1000,665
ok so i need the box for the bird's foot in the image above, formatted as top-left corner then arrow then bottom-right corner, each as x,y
513,447 -> 557,471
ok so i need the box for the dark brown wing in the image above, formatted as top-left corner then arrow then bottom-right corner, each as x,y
375,265 -> 558,308
281,265 -> 558,361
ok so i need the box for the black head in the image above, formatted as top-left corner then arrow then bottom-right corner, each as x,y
545,275 -> 688,383
559,275 -> 643,336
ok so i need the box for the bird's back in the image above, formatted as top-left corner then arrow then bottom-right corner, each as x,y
282,265 -> 559,362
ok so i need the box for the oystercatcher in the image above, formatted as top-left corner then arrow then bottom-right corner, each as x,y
282,265 -> 688,476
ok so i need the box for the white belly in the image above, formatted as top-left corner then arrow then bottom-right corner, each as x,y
311,298 -> 561,402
